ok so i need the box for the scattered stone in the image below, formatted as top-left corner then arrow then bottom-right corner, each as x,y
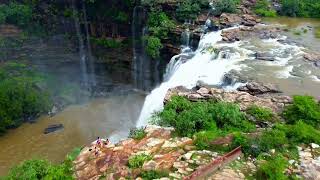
311,143 -> 320,149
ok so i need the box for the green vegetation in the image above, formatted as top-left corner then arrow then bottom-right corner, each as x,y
176,0 -> 201,21
90,38 -> 123,49
2,148 -> 80,180
246,105 -> 275,123
155,93 -> 320,178
128,154 -> 152,169
256,154 -> 288,180
280,0 -> 320,18
155,96 -> 255,137
0,62 -> 52,135
129,127 -> 147,140
254,0 -> 277,17
147,11 -> 175,40
0,2 -> 32,27
282,95 -> 320,127
139,170 -> 169,179
144,11 -> 174,59
212,0 -> 239,16
143,36 -> 163,59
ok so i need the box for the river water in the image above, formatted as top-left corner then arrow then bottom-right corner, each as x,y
0,93 -> 145,175
0,17 -> 320,176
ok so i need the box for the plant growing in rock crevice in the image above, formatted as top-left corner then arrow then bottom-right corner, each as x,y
129,127 -> 147,140
128,154 -> 152,169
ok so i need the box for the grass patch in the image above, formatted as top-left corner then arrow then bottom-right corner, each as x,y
128,154 -> 152,169
139,170 -> 169,179
129,127 -> 146,140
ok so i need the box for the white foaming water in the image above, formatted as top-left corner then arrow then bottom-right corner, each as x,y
136,29 -> 250,127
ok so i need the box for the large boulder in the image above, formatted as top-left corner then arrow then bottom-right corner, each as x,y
237,82 -> 282,95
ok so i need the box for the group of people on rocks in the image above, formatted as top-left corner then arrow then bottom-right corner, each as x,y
88,137 -> 110,156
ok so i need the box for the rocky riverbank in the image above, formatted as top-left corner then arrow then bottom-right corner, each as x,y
73,84 -> 320,179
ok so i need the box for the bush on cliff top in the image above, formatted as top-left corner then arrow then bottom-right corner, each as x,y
254,0 -> 277,17
211,0 -> 239,16
143,35 -> 163,59
155,96 -> 255,137
282,95 -> 320,127
246,105 -> 276,123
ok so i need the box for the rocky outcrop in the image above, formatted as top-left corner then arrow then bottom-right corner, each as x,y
73,125 -> 227,180
297,145 -> 320,180
237,82 -> 282,95
219,13 -> 261,28
164,86 -> 291,113
221,25 -> 280,42
304,53 -> 320,68
255,52 -> 276,61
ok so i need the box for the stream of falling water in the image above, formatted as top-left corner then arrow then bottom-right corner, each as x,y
136,27 -> 250,126
136,23 -> 319,127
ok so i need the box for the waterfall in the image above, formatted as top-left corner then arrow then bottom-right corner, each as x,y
132,6 -> 162,91
136,27 -> 250,127
71,0 -> 95,89
72,0 -> 88,86
181,28 -> 191,47
81,0 -> 96,87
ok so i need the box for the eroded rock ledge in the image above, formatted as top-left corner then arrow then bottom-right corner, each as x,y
164,85 -> 292,113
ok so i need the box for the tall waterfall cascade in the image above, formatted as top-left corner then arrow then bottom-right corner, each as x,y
71,0 -> 96,89
136,28 -> 250,127
136,25 -> 306,127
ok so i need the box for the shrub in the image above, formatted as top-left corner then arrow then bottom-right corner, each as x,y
194,130 -> 220,150
212,0 -> 238,16
0,62 -> 52,135
139,170 -> 169,179
258,129 -> 288,152
209,102 -> 255,132
282,95 -> 320,127
280,0 -> 320,18
128,154 -> 152,169
143,36 -> 163,59
156,96 -> 254,137
256,154 -> 288,180
246,105 -> 275,123
4,159 -> 50,180
90,38 -> 122,48
0,2 -> 32,27
176,0 -> 201,21
285,121 -> 320,144
254,0 -> 277,17
147,11 -> 174,39
129,127 -> 146,140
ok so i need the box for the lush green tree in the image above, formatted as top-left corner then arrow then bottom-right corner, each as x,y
254,0 -> 277,17
212,0 -> 238,16
176,0 -> 201,21
0,63 -> 52,135
143,36 -> 163,59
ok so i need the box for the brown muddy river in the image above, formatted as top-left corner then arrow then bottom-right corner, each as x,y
0,93 -> 145,176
